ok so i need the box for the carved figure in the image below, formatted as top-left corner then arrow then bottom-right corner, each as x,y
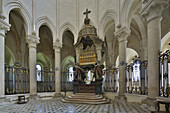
68,60 -> 86,81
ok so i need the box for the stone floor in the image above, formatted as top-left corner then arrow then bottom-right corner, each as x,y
0,98 -> 151,113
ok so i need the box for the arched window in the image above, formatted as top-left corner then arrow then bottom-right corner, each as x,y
68,67 -> 74,82
36,64 -> 42,81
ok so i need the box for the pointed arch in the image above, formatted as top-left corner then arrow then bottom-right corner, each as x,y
4,0 -> 32,34
59,22 -> 76,44
5,46 -> 15,66
121,0 -> 142,28
61,56 -> 75,71
35,16 -> 56,42
99,9 -> 118,41
37,52 -> 52,70
132,14 -> 147,45
121,0 -> 133,27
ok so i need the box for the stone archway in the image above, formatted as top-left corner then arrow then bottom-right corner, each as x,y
38,25 -> 54,71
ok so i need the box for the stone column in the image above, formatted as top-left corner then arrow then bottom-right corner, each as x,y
115,27 -> 130,102
140,46 -> 147,94
75,48 -> 81,64
75,43 -> 83,64
26,34 -> 39,98
96,45 -> 102,61
141,0 -> 168,110
53,42 -> 62,97
141,0 -> 168,99
0,18 -> 10,101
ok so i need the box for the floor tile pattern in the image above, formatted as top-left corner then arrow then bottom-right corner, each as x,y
0,98 -> 150,113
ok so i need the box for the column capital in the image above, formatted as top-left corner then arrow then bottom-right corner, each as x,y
0,19 -> 11,37
26,34 -> 40,48
140,0 -> 168,23
53,41 -> 62,53
114,26 -> 131,42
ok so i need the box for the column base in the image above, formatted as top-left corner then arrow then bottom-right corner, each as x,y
29,94 -> 40,100
0,97 -> 10,103
142,98 -> 157,111
115,94 -> 127,103
53,93 -> 62,98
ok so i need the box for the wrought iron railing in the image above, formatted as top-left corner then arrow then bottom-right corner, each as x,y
37,70 -> 55,92
5,63 -> 30,95
61,71 -> 74,92
126,57 -> 148,95
159,50 -> 170,97
103,68 -> 119,92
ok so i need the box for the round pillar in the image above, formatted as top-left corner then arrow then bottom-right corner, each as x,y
0,20 -> 10,98
26,35 -> 39,97
53,42 -> 62,97
114,27 -> 130,102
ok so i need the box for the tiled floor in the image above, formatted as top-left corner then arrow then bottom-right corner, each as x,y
0,98 -> 150,113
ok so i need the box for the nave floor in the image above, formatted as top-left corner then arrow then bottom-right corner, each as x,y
0,98 -> 151,113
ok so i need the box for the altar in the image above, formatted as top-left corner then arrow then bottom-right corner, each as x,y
73,79 -> 103,94
72,9 -> 104,95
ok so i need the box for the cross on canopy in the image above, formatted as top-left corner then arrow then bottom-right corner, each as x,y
83,9 -> 91,18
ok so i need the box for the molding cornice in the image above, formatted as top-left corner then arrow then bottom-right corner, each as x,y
114,26 -> 131,42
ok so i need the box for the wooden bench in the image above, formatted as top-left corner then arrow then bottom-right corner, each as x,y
17,95 -> 26,104
157,100 -> 170,112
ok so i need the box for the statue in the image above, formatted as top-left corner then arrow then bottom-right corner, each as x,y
94,54 -> 105,79
68,60 -> 86,81
95,63 -> 103,78
94,61 -> 104,79
75,66 -> 81,80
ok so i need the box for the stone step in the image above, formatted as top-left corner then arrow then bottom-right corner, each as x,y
71,94 -> 100,97
67,96 -> 103,100
65,98 -> 107,102
72,94 -> 97,96
72,93 -> 100,96
61,93 -> 110,105
74,93 -> 96,95
61,98 -> 110,105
